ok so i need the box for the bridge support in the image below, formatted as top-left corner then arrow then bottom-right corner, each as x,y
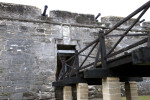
102,77 -> 122,100
63,86 -> 72,100
125,82 -> 138,100
77,83 -> 88,100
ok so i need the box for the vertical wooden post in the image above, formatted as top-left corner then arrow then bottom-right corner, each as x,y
99,30 -> 107,68
147,32 -> 150,47
94,30 -> 107,68
75,50 -> 79,77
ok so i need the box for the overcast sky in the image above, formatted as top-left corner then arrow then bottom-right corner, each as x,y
1,0 -> 150,21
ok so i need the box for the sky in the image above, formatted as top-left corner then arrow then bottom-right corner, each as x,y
0,0 -> 150,21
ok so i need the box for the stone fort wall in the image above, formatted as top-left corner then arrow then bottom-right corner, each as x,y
0,2 -> 149,100
0,2 -> 100,100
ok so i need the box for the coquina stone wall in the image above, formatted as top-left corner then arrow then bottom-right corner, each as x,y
0,2 -> 150,100
0,2 -> 100,100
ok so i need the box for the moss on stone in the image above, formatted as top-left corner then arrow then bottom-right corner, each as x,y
97,22 -> 103,26
0,69 -> 3,73
1,93 -> 8,96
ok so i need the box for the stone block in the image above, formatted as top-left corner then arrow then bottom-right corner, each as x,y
102,77 -> 120,82
101,16 -> 140,27
0,2 -> 41,19
63,86 -> 72,100
49,10 -> 95,24
0,25 -> 7,30
103,88 -> 121,94
19,26 -> 28,32
103,94 -> 122,100
10,93 -> 23,100
142,21 -> 150,28
103,82 -> 120,88
125,82 -> 138,100
15,88 -> 27,93
2,86 -> 15,93
36,29 -> 45,33
0,96 -> 9,100
77,83 -> 88,100
102,77 -> 122,100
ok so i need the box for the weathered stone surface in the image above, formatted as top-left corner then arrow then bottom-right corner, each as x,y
125,82 -> 138,100
0,2 -> 41,19
0,2 -> 100,99
77,83 -> 88,100
101,16 -> 140,27
142,21 -> 150,29
0,2 -> 149,100
63,86 -> 72,100
102,77 -> 122,100
50,10 -> 96,24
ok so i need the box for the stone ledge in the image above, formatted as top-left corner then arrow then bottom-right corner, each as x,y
0,2 -> 41,19
101,16 -> 140,27
50,10 -> 96,25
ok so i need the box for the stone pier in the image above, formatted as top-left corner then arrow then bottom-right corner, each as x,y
63,86 -> 72,100
77,83 -> 88,100
125,82 -> 138,100
102,77 -> 122,100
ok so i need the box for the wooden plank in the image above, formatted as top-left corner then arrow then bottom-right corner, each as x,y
84,67 -> 150,78
107,38 -> 148,58
52,81 -> 65,86
97,47 -> 150,69
107,54 -> 132,68
84,68 -> 112,78
52,76 -> 142,86
52,77 -> 102,86
63,77 -> 86,85
120,77 -> 143,82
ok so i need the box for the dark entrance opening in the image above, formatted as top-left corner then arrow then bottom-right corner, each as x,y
56,45 -> 76,80
55,45 -> 76,100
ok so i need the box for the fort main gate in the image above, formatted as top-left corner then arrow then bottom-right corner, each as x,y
53,1 -> 150,100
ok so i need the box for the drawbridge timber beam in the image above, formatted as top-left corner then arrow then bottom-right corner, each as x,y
52,77 -> 142,86
52,1 -> 150,87
53,47 -> 150,86
52,77 -> 102,86
84,47 -> 150,78
52,47 -> 150,86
